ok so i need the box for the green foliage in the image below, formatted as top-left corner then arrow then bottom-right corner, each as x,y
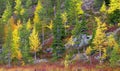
110,47 -> 120,66
0,20 -> 4,44
0,0 -> 6,17
2,1 -> 12,23
33,0 -> 43,34
25,0 -> 32,8
1,22 -> 12,65
52,12 -> 65,59
65,0 -> 83,24
104,0 -> 110,6
14,0 -> 26,21
19,23 -> 32,64
72,17 -> 87,36
108,9 -> 120,24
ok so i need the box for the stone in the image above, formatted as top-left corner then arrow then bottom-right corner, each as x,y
35,59 -> 48,63
71,53 -> 88,61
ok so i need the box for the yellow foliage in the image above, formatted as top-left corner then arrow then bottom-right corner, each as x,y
9,16 -> 17,30
64,54 -> 70,68
100,2 -> 107,12
118,23 -> 120,27
46,20 -> 53,30
14,0 -> 22,14
26,19 -> 32,30
29,27 -> 41,52
93,17 -> 107,49
4,17 -> 16,40
67,36 -> 75,46
108,0 -> 120,14
107,34 -> 116,47
75,0 -> 83,15
16,20 -> 22,29
35,0 -> 42,13
101,48 -> 107,59
33,0 -> 42,24
61,12 -> 67,24
91,17 -> 108,60
33,13 -> 40,24
20,8 -> 25,15
86,46 -> 92,55
11,24 -> 22,60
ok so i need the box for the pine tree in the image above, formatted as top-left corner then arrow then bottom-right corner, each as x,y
29,26 -> 41,62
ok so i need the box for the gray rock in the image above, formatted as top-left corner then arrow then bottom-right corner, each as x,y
65,34 -> 92,50
35,59 -> 48,63
81,0 -> 104,14
71,53 -> 88,61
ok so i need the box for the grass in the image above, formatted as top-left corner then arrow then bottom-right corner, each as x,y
0,62 -> 120,71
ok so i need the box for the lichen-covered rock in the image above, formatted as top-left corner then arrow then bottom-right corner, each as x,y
65,34 -> 92,50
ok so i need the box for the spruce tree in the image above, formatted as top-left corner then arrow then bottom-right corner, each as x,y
19,20 -> 32,64
65,0 -> 83,24
52,11 -> 65,59
2,20 -> 12,66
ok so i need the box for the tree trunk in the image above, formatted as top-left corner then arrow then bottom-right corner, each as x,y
99,48 -> 102,65
8,52 -> 11,67
34,52 -> 37,63
42,24 -> 44,46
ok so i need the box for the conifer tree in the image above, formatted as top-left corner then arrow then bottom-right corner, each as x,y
65,0 -> 83,24
107,34 -> 120,66
91,17 -> 108,64
29,26 -> 41,62
107,0 -> 120,14
72,17 -> 87,37
19,20 -> 32,64
2,19 -> 12,66
2,1 -> 12,23
11,20 -> 22,62
14,0 -> 26,21
52,11 -> 65,59
33,0 -> 45,45
33,0 -> 42,25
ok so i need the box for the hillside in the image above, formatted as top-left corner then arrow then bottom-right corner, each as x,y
0,0 -> 120,71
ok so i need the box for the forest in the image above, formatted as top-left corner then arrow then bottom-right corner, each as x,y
0,0 -> 120,71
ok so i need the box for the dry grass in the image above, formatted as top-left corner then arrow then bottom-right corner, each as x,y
0,63 -> 120,71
